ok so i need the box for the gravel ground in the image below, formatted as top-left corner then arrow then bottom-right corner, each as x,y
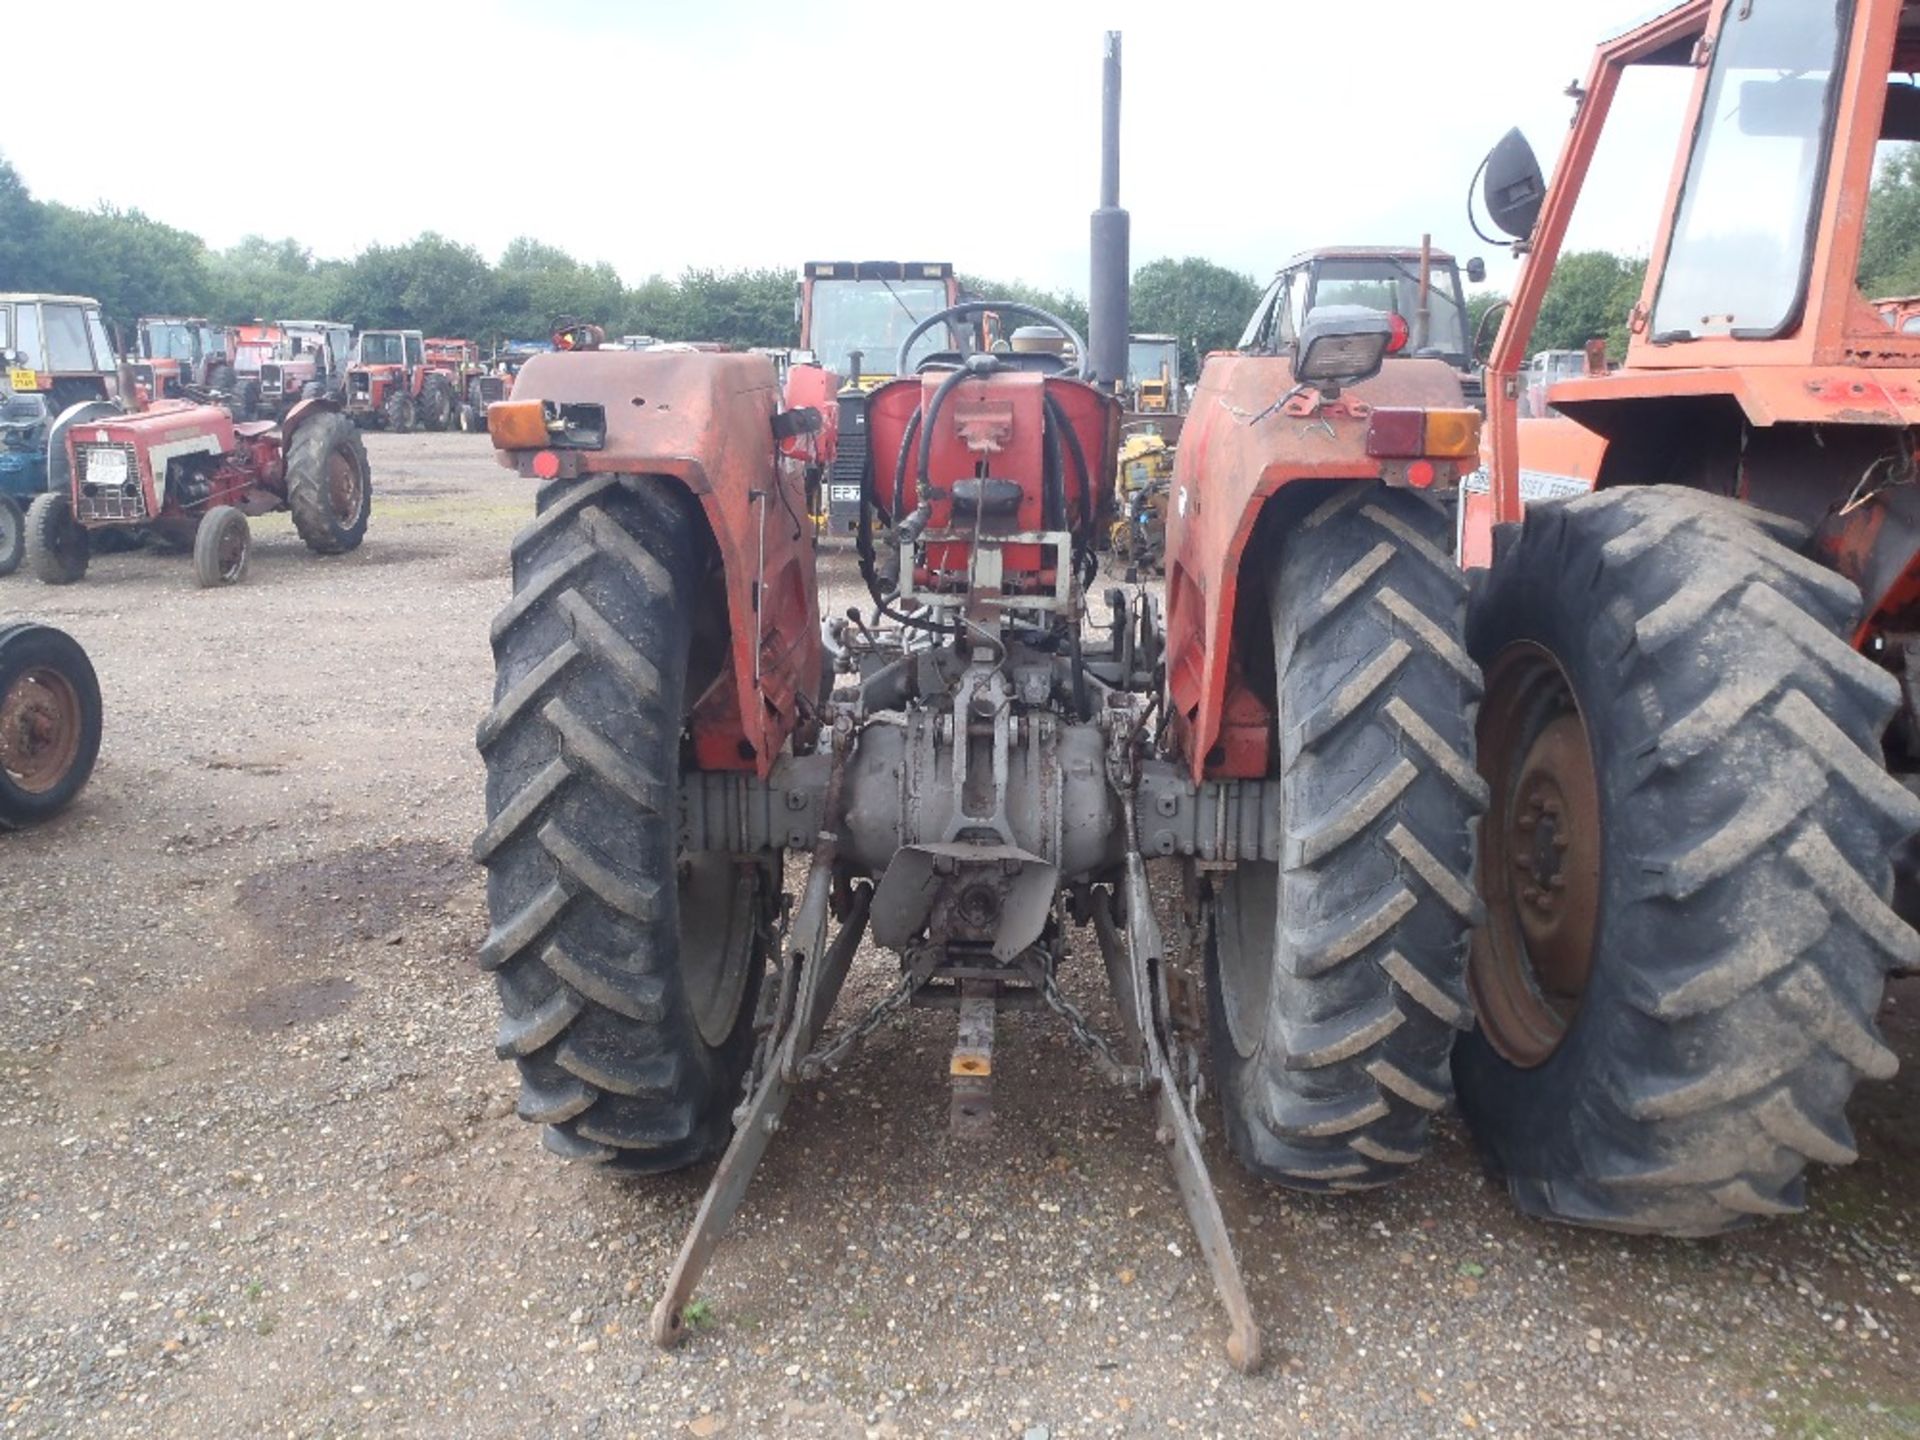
5,430 -> 1920,1438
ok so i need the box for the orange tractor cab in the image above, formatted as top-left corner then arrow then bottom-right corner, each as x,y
1458,0 -> 1920,1236
798,260 -> 963,534
346,328 -> 460,432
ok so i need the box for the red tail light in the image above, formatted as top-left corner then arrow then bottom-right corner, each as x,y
1385,312 -> 1410,355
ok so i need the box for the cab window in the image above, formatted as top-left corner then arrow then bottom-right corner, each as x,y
1237,277 -> 1283,351
405,334 -> 423,367
43,304 -> 94,371
86,310 -> 114,368
14,303 -> 44,370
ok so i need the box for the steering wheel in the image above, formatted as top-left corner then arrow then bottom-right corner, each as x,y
895,301 -> 1091,380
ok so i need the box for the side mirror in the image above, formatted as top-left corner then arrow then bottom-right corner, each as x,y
1482,128 -> 1545,241
1466,257 -> 1487,285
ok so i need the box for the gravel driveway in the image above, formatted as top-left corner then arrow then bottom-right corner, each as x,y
4,430 -> 1919,1438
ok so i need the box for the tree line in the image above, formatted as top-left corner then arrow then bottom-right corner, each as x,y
0,153 -> 1263,369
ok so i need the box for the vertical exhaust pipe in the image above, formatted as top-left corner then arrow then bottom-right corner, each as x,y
1089,30 -> 1129,394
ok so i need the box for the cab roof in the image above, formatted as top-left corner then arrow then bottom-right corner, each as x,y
1278,245 -> 1460,271
0,293 -> 102,306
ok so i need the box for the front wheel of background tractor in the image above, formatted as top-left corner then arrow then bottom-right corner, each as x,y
418,377 -> 454,432
476,473 -> 769,1171
206,363 -> 236,399
0,497 -> 23,577
1456,485 -> 1920,1235
458,402 -> 480,434
285,412 -> 372,555
0,621 -> 102,829
192,505 -> 251,588
382,389 -> 416,433
1206,484 -> 1486,1190
25,493 -> 89,586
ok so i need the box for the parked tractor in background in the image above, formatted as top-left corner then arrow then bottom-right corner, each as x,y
424,338 -> 483,431
798,260 -> 962,535
346,329 -> 451,432
459,346 -> 539,434
1455,0 -> 1920,1237
1243,243 -> 1487,407
472,32 -> 1493,1372
227,324 -> 282,421
132,317 -> 235,402
0,620 -> 101,828
28,395 -> 371,589
0,294 -> 119,575
1124,333 -> 1183,426
260,320 -> 354,420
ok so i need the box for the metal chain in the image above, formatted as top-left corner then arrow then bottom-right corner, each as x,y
794,968 -> 921,1080
1034,960 -> 1148,1092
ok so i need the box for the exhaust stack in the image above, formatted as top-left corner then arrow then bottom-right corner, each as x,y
1089,30 -> 1129,393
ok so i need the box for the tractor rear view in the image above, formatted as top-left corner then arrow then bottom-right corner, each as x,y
472,32 -> 1496,1368
1460,0 -> 1920,1235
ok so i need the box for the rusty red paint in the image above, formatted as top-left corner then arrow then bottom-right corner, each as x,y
501,350 -> 823,778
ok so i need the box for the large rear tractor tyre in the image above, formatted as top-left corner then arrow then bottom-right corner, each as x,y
1457,485 -> 1920,1235
418,376 -> 455,433
476,474 -> 768,1172
286,412 -> 372,555
192,505 -> 250,588
0,622 -> 102,829
25,493 -> 89,586
1207,485 -> 1485,1190
0,497 -> 23,577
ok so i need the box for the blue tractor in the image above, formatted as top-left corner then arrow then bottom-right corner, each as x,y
0,294 -> 120,577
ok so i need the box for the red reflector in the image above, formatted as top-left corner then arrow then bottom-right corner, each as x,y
1386,312 -> 1410,355
1407,459 -> 1437,489
1366,408 -> 1424,457
531,449 -> 560,479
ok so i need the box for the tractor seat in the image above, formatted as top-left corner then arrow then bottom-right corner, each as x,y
0,392 -> 49,425
233,419 -> 279,440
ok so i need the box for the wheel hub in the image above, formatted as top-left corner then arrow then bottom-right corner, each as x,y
1471,644 -> 1602,1067
327,451 -> 361,523
0,667 -> 82,795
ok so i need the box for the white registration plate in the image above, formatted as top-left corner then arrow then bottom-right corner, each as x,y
829,485 -> 861,502
85,448 -> 129,486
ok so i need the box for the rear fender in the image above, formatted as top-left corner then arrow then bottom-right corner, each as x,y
1163,352 -> 1467,781
500,349 -> 822,777
280,395 -> 342,448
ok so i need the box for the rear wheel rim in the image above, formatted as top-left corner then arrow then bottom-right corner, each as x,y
1214,863 -> 1277,1060
327,449 -> 362,524
1,665 -> 82,794
1471,641 -> 1602,1067
680,857 -> 759,1048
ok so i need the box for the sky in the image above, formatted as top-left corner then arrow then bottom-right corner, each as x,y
9,1 -> 1698,297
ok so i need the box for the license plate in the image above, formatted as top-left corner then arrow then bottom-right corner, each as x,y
829,485 -> 861,502
7,368 -> 39,391
85,448 -> 129,486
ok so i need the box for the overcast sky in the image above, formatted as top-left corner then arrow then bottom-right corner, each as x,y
10,1 -> 1693,296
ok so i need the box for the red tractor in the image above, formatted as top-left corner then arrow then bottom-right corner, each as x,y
259,320 -> 354,420
27,397 -> 371,588
472,33 -> 1489,1372
131,318 -> 236,402
346,329 -> 458,432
